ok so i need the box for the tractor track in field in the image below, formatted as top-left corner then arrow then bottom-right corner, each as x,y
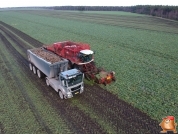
2,20 -> 178,64
0,23 -> 106,134
0,21 -> 161,133
24,10 -> 178,32
0,43 -> 21,134
0,32 -> 52,134
0,21 -> 43,47
2,20 -> 177,63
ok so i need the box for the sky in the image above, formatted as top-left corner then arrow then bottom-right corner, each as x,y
1,0 -> 178,8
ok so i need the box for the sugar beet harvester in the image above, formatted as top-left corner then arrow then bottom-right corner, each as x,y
44,41 -> 116,85
27,47 -> 84,99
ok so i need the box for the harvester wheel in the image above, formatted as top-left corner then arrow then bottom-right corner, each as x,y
84,74 -> 91,80
104,82 -> 107,86
58,90 -> 64,99
112,77 -> 116,81
73,64 -> 83,71
29,63 -> 33,71
33,66 -> 36,74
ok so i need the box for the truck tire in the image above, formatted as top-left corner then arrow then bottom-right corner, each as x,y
58,90 -> 64,99
46,78 -> 50,86
29,63 -> 33,71
33,66 -> 36,74
37,69 -> 42,78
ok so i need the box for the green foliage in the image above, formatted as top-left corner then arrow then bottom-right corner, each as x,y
0,9 -> 178,126
0,31 -> 71,134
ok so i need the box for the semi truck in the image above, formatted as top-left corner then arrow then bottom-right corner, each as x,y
27,47 -> 84,99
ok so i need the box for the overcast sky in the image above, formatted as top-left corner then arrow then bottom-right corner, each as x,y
1,0 -> 178,8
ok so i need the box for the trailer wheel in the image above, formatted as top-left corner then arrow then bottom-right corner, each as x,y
46,79 -> 50,86
37,69 -> 42,78
29,63 -> 33,71
33,66 -> 36,74
58,90 -> 64,99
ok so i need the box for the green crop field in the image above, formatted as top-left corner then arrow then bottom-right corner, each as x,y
0,9 -> 178,133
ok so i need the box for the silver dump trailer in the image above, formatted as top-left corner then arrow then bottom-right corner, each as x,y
27,47 -> 84,99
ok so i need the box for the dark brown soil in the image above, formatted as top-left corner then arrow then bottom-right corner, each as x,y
0,22 -> 106,134
0,21 -> 161,134
30,47 -> 62,63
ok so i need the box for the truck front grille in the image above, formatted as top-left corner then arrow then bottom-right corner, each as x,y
71,85 -> 81,92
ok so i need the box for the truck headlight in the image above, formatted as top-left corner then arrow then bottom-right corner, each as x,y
80,86 -> 84,93
67,92 -> 72,98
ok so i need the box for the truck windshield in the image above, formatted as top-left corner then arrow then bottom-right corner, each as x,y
67,74 -> 83,87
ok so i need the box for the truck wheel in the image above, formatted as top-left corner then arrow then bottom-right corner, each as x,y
33,66 -> 36,74
37,69 -> 42,78
58,90 -> 64,99
29,63 -> 33,71
46,79 -> 50,86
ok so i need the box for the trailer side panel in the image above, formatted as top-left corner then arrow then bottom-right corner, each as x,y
27,49 -> 68,78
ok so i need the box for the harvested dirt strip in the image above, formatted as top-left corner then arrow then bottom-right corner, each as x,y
2,20 -> 176,63
0,21 -> 43,47
0,25 -> 106,134
5,11 -> 178,34
11,11 -> 178,34
83,84 -> 160,133
0,32 -> 52,134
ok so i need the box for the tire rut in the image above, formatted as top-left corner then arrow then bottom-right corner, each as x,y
0,23 -> 106,134
82,84 -> 160,133
1,21 -> 162,133
0,32 -> 52,134
1,20 -> 177,63
0,21 -> 43,47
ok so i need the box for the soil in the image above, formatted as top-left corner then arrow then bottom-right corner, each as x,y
30,47 -> 62,63
95,71 -> 108,78
0,21 -> 161,134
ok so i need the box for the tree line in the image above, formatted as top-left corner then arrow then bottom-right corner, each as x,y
49,5 -> 178,20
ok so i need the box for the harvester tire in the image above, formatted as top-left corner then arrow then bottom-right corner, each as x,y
112,78 -> 116,81
33,66 -> 36,74
58,90 -> 64,99
73,64 -> 82,71
85,74 -> 90,80
103,82 -> 107,86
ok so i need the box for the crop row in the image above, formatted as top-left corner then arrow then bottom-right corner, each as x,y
0,10 -> 178,122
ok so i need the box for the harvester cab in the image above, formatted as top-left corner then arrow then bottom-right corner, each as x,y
78,50 -> 94,63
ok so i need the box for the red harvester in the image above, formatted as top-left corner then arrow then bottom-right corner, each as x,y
44,41 -> 115,85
